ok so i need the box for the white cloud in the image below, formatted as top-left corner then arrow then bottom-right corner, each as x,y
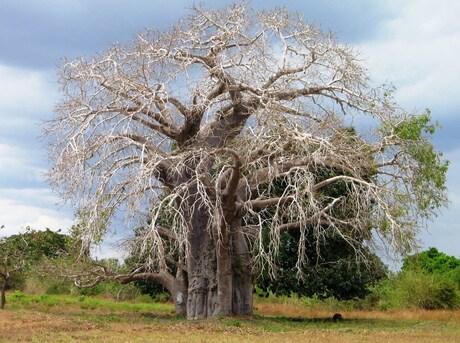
359,0 -> 460,116
0,187 -> 127,259
0,187 -> 58,206
0,63 -> 70,240
0,64 -> 57,127
357,0 -> 460,258
0,143 -> 46,185
23,214 -> 74,233
0,189 -> 74,237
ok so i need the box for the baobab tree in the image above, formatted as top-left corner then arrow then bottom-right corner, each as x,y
45,3 -> 448,319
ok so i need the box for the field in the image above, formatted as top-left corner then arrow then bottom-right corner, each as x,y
1,293 -> 459,342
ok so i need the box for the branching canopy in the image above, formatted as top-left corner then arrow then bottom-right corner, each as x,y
45,3 -> 448,281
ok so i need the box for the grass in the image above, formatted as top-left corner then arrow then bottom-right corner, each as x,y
1,291 -> 459,342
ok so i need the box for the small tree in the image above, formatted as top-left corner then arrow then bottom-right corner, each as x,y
45,3 -> 448,318
0,228 -> 70,308
0,230 -> 29,309
402,247 -> 460,288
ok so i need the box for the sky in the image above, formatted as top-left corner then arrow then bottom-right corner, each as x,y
0,0 -> 459,259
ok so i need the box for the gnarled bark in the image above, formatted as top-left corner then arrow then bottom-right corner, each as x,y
184,193 -> 252,318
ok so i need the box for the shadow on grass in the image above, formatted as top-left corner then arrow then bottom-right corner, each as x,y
273,316 -> 345,323
126,312 -> 356,327
248,314 -> 413,331
137,312 -> 374,324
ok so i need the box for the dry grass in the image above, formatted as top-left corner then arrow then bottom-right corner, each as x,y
0,294 -> 459,343
254,300 -> 460,323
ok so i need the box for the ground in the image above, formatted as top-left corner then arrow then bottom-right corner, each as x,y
0,293 -> 459,342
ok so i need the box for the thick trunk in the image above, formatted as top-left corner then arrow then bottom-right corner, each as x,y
168,161 -> 253,318
184,205 -> 253,318
231,231 -> 253,315
216,235 -> 233,316
186,207 -> 219,319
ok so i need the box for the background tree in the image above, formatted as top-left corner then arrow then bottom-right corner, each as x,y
403,247 -> 459,273
402,247 -> 460,288
256,230 -> 387,300
0,228 -> 69,308
45,3 -> 448,318
254,151 -> 387,300
374,248 -> 459,310
0,229 -> 28,309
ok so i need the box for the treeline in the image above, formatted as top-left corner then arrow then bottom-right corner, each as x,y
1,227 -> 459,310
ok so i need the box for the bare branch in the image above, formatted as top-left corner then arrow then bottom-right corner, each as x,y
45,3 -> 448,318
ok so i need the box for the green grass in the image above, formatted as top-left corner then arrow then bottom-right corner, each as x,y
8,290 -> 174,315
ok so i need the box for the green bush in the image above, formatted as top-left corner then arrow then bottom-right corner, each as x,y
23,272 -> 73,295
111,283 -> 142,301
373,269 -> 459,310
10,290 -> 26,300
448,266 -> 460,289
401,271 -> 459,309
6,273 -> 26,291
78,283 -> 105,297
45,281 -> 73,295
370,278 -> 403,310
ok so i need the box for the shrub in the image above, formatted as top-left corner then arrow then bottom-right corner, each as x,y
45,281 -> 72,295
373,269 -> 459,310
400,270 -> 459,309
78,283 -> 105,297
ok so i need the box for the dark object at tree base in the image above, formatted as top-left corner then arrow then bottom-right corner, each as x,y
332,313 -> 343,322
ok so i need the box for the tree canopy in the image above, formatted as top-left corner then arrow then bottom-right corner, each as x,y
0,228 -> 70,308
403,247 -> 459,274
402,247 -> 460,288
256,230 -> 387,300
44,3 -> 448,318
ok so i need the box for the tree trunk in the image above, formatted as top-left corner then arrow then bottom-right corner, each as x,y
186,207 -> 219,319
216,232 -> 233,316
231,231 -> 253,315
0,277 -> 7,309
172,270 -> 188,317
184,204 -> 253,318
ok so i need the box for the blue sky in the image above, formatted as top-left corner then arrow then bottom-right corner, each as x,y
0,0 -> 459,258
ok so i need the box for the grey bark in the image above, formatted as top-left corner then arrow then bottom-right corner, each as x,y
184,224 -> 253,318
231,231 -> 253,315
184,189 -> 221,319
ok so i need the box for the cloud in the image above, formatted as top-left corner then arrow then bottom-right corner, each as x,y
0,65 -> 56,116
0,64 -> 57,154
359,0 -> 460,118
0,143 -> 47,188
0,0 -> 188,69
0,64 -> 57,190
0,188 -> 74,237
0,0 -> 395,70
